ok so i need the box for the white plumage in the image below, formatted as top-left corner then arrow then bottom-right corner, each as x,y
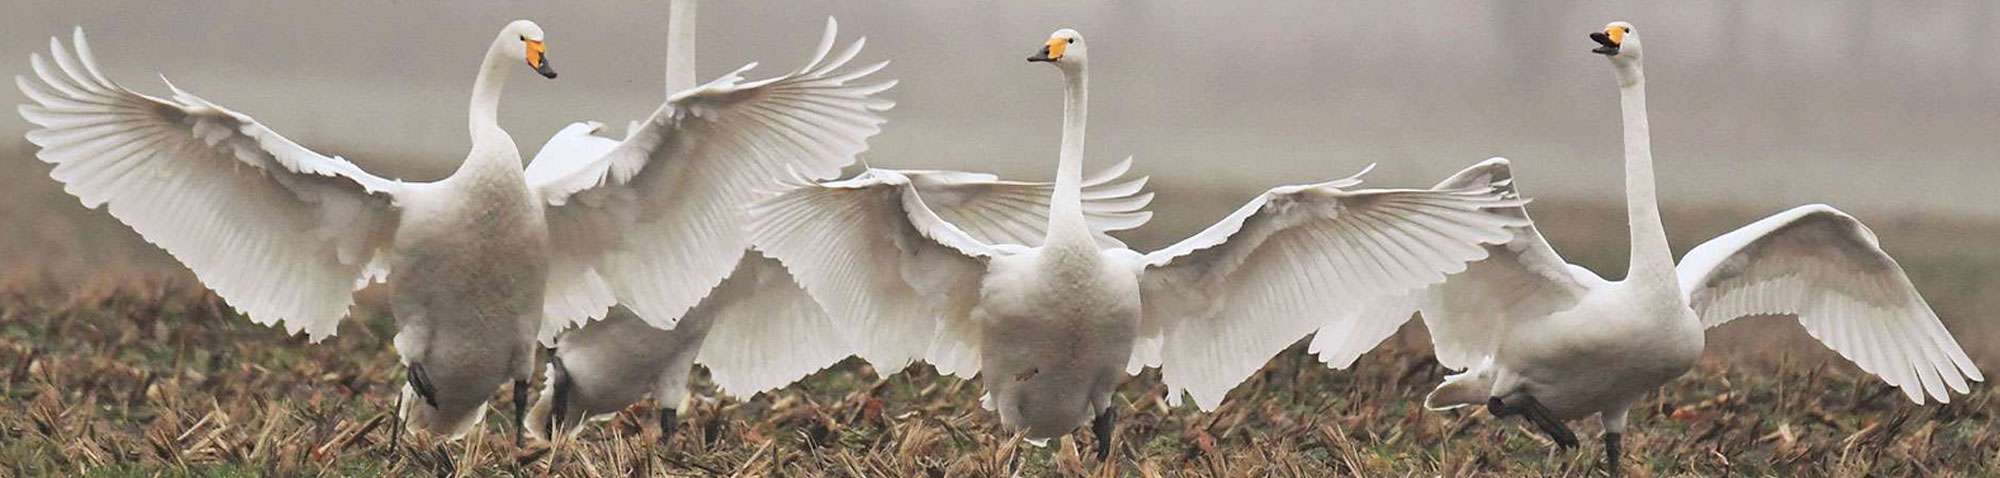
16,15 -> 892,442
527,2 -> 1155,441
750,29 -> 1532,452
528,16 -> 895,339
529,160 -> 1152,439
1305,22 -> 1982,474
1678,204 -> 1981,402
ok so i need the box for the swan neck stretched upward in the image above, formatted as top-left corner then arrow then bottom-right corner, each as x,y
1045,63 -> 1093,246
665,0 -> 698,95
469,30 -> 515,137
1616,59 -> 1674,286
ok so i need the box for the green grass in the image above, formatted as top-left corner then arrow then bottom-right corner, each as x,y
3,275 -> 1995,477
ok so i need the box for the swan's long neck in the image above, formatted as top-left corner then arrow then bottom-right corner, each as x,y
1046,65 -> 1093,247
665,0 -> 697,95
1615,60 -> 1674,285
468,33 -> 513,136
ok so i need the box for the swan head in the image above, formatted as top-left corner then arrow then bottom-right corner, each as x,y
502,20 -> 558,79
1589,21 -> 1640,63
1027,29 -> 1086,70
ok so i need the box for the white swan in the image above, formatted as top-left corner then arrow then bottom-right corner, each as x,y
525,159 -> 1155,442
517,2 -> 1009,443
16,18 -> 892,445
1309,22 -> 1983,475
749,28 -> 1532,458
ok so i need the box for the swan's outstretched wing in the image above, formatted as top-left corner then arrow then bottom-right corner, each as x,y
1138,166 -> 1530,410
748,170 -> 998,377
1311,158 -> 1592,371
750,164 -> 1155,376
893,156 -> 1153,248
527,18 -> 895,339
902,157 -> 1153,248
16,29 -> 402,341
1679,204 -> 1982,404
694,252 -> 855,397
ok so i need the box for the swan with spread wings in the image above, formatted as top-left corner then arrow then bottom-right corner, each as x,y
1306,22 -> 1983,476
16,19 -> 892,445
749,28 -> 1531,459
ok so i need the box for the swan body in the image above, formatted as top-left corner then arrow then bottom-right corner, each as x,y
751,29 -> 1533,452
1313,22 -> 1982,474
527,159 -> 1154,439
521,3 -> 1114,440
18,14 -> 892,442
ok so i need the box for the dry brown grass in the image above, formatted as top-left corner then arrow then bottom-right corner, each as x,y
3,271 -> 1996,477
5,147 -> 1999,476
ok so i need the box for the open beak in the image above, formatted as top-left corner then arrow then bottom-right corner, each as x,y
1589,31 -> 1620,56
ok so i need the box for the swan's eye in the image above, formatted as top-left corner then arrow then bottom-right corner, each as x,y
1621,26 -> 1632,34
519,35 -> 526,41
1065,38 -> 1075,44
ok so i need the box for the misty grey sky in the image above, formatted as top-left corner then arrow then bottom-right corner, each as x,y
6,0 -> 1998,243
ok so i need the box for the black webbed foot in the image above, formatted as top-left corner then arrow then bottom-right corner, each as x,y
407,362 -> 439,408
1516,396 -> 1578,449
1091,406 -> 1117,461
1487,395 -> 1577,449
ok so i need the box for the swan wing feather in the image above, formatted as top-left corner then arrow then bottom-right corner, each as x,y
747,170 -> 996,377
1138,166 -> 1530,410
893,156 -> 1154,249
16,28 -> 401,341
1679,204 -> 1982,404
692,252 -> 857,397
527,18 -> 894,340
1330,158 -> 1592,371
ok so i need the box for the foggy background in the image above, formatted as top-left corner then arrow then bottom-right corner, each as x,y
4,2 -> 1997,365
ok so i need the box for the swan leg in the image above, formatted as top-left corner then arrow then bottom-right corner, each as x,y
546,354 -> 572,441
1604,432 -> 1623,478
512,379 -> 529,448
1601,408 -> 1629,477
658,406 -> 679,446
408,362 -> 439,407
1090,406 -> 1116,461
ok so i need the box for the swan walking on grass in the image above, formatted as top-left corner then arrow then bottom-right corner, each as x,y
749,28 -> 1533,459
16,17 -> 893,446
1308,22 -> 1983,476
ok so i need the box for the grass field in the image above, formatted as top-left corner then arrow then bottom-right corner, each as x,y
3,277 -> 1996,477
3,191 -> 1998,476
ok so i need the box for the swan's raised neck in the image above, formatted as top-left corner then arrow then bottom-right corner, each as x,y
1602,23 -> 1674,286
665,0 -> 698,95
469,20 -> 549,134
1035,30 -> 1093,246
